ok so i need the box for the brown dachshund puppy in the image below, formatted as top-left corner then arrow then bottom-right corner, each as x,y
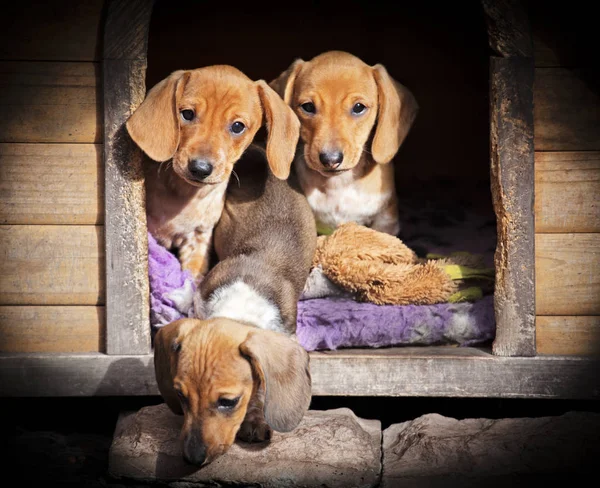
127,66 -> 299,281
271,50 -> 419,236
154,148 -> 316,466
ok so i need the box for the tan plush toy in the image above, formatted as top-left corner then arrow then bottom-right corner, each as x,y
302,222 -> 494,305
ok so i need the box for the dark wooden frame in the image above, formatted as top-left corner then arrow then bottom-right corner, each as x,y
1,0 -> 597,399
482,0 -> 536,356
104,0 -> 536,356
103,0 -> 154,355
102,0 -> 536,359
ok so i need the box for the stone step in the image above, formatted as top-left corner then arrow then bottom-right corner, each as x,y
109,403 -> 381,488
382,411 -> 600,487
109,404 -> 599,487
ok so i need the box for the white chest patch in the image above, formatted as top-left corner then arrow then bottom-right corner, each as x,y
305,184 -> 392,231
295,158 -> 393,232
203,280 -> 284,333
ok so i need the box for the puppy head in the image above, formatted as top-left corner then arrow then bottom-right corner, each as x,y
271,51 -> 418,176
126,66 -> 300,184
153,318 -> 311,466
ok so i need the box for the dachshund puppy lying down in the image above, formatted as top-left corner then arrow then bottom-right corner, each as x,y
154,149 -> 317,466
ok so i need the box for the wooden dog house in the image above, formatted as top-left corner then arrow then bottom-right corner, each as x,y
0,0 -> 598,398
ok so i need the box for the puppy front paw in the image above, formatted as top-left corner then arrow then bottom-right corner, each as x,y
237,417 -> 272,443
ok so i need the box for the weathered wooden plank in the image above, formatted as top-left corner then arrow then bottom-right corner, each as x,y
0,0 -> 105,61
490,57 -> 536,357
103,60 -> 150,355
0,350 -> 598,399
534,68 -> 600,151
481,0 -> 533,57
536,234 -> 600,316
103,0 -> 152,355
0,225 -> 104,305
0,62 -> 101,143
0,143 -> 103,225
535,152 -> 600,233
537,316 -> 600,356
104,0 -> 154,60
0,306 -> 104,353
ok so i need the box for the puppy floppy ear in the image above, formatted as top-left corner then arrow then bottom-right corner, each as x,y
371,64 -> 419,164
126,70 -> 190,162
153,319 -> 196,415
256,80 -> 300,180
240,329 -> 311,432
269,59 -> 304,105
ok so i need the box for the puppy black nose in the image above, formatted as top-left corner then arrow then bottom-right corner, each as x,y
188,159 -> 213,179
319,151 -> 343,169
183,433 -> 207,466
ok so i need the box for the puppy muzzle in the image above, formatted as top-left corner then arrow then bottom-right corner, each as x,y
182,428 -> 207,466
188,159 -> 214,182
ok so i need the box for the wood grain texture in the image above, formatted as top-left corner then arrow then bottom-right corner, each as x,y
0,0 -> 105,61
490,57 -> 536,357
0,225 -> 104,305
536,233 -> 600,316
0,61 -> 101,143
535,152 -> 600,233
534,68 -> 600,151
103,0 -> 153,355
0,306 -> 104,353
537,316 -> 600,356
481,0 -> 533,57
0,350 -> 598,399
104,0 -> 154,60
0,143 -> 103,225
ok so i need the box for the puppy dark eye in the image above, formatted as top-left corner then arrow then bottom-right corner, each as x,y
176,389 -> 187,403
351,103 -> 367,115
300,102 -> 316,114
230,121 -> 246,134
181,109 -> 195,121
217,397 -> 239,410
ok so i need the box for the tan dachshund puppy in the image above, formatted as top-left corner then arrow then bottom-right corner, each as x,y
271,51 -> 419,236
154,149 -> 316,466
127,66 -> 299,281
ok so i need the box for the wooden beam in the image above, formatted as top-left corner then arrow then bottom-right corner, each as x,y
0,61 -> 100,143
0,349 -> 598,399
102,0 -> 154,355
0,225 -> 104,305
0,143 -> 103,225
104,0 -> 154,61
481,0 -> 533,57
489,57 -> 536,356
536,233 -> 600,316
535,152 -> 600,233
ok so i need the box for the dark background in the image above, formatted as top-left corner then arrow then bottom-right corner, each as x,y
147,0 -> 492,211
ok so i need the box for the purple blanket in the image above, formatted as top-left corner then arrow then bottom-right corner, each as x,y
148,233 -> 196,327
297,296 -> 495,351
